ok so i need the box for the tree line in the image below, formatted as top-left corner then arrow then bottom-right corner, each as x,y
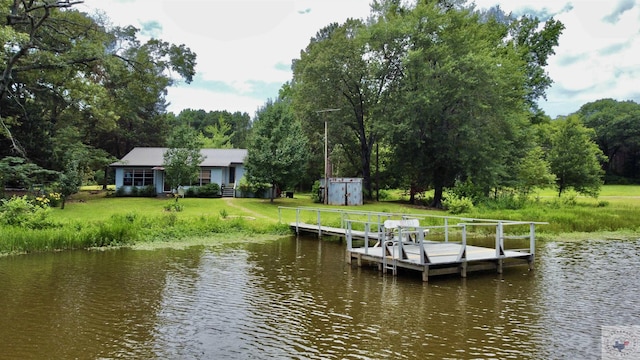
1,0 -> 639,208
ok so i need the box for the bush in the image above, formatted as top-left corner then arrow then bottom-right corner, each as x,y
47,192 -> 62,207
198,183 -> 220,198
114,186 -> 127,197
185,186 -> 198,197
139,185 -> 157,197
0,196 -> 54,229
237,177 -> 270,198
114,185 -> 156,197
311,180 -> 322,203
442,191 -> 474,214
480,192 -> 527,210
164,201 -> 184,212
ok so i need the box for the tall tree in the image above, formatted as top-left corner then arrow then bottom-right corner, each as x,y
386,1 -> 536,207
0,0 -> 107,157
577,99 -> 640,179
548,115 -> 605,197
0,3 -> 196,174
171,109 -> 251,149
198,116 -> 234,149
515,146 -> 555,197
508,14 -> 564,116
292,17 -> 396,199
88,27 -> 196,158
244,98 -> 309,203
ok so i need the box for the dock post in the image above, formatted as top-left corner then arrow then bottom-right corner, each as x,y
364,222 -> 370,254
460,262 -> 467,278
317,209 -> 322,238
496,222 -> 504,274
444,218 -> 449,242
422,266 -> 429,282
528,255 -> 535,271
529,223 -> 536,256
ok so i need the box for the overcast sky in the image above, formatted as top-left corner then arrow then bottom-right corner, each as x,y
81,0 -> 640,118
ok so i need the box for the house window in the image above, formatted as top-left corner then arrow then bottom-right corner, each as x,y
198,170 -> 211,185
123,169 -> 154,186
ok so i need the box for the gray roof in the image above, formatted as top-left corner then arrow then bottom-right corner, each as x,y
111,147 -> 247,167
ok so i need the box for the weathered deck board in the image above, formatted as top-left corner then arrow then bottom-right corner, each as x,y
290,222 -> 384,240
290,221 -> 534,281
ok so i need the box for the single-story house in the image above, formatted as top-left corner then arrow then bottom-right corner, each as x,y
110,147 -> 247,196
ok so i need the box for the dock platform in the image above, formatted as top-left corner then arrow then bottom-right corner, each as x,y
282,207 -> 545,282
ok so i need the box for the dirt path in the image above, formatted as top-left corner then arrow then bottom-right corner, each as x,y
222,198 -> 272,220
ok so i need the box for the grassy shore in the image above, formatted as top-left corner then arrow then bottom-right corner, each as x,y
1,185 -> 639,254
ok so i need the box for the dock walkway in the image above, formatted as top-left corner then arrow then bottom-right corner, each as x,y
281,207 -> 546,282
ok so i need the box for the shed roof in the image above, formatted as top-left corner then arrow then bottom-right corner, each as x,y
111,147 -> 247,167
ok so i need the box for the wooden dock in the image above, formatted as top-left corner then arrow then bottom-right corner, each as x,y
283,207 -> 544,282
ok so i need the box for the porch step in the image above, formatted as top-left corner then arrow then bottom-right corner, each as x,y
221,187 -> 235,198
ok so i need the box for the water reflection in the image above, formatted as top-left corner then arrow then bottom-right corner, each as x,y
0,248 -> 200,358
0,237 -> 638,359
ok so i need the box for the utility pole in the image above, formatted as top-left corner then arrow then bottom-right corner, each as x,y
315,108 -> 341,205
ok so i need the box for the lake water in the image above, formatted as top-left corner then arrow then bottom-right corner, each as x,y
0,236 -> 638,359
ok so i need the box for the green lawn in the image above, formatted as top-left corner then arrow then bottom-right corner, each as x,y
3,185 -> 637,255
57,185 -> 640,238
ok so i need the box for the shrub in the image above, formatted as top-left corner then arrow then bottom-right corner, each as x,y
185,186 -> 198,197
376,189 -> 392,201
129,186 -> 139,197
0,196 -> 54,229
114,185 -> 156,197
311,180 -> 322,203
237,177 -> 270,198
480,192 -> 527,210
139,185 -> 157,197
198,183 -> 220,198
447,178 -> 484,204
47,192 -> 62,207
163,201 -> 184,212
442,191 -> 474,214
114,186 -> 127,197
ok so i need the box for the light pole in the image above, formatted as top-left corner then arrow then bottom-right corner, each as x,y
315,108 -> 340,205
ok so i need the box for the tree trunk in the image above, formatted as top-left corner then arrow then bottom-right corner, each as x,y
432,169 -> 445,209
102,165 -> 109,190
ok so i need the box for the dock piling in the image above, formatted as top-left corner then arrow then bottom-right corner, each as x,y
282,207 -> 546,281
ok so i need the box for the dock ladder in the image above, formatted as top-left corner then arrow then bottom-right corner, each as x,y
382,239 -> 398,275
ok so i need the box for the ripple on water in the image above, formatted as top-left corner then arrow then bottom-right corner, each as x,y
1,238 -> 639,359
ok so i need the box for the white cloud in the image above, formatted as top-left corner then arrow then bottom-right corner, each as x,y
83,0 -> 372,113
83,0 -> 640,118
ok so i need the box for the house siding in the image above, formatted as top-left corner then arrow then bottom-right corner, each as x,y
211,168 -> 223,187
111,147 -> 248,196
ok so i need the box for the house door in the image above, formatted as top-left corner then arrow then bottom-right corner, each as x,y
229,167 -> 236,185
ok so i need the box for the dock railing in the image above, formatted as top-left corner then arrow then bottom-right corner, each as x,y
279,207 -> 546,258
345,219 -> 542,264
